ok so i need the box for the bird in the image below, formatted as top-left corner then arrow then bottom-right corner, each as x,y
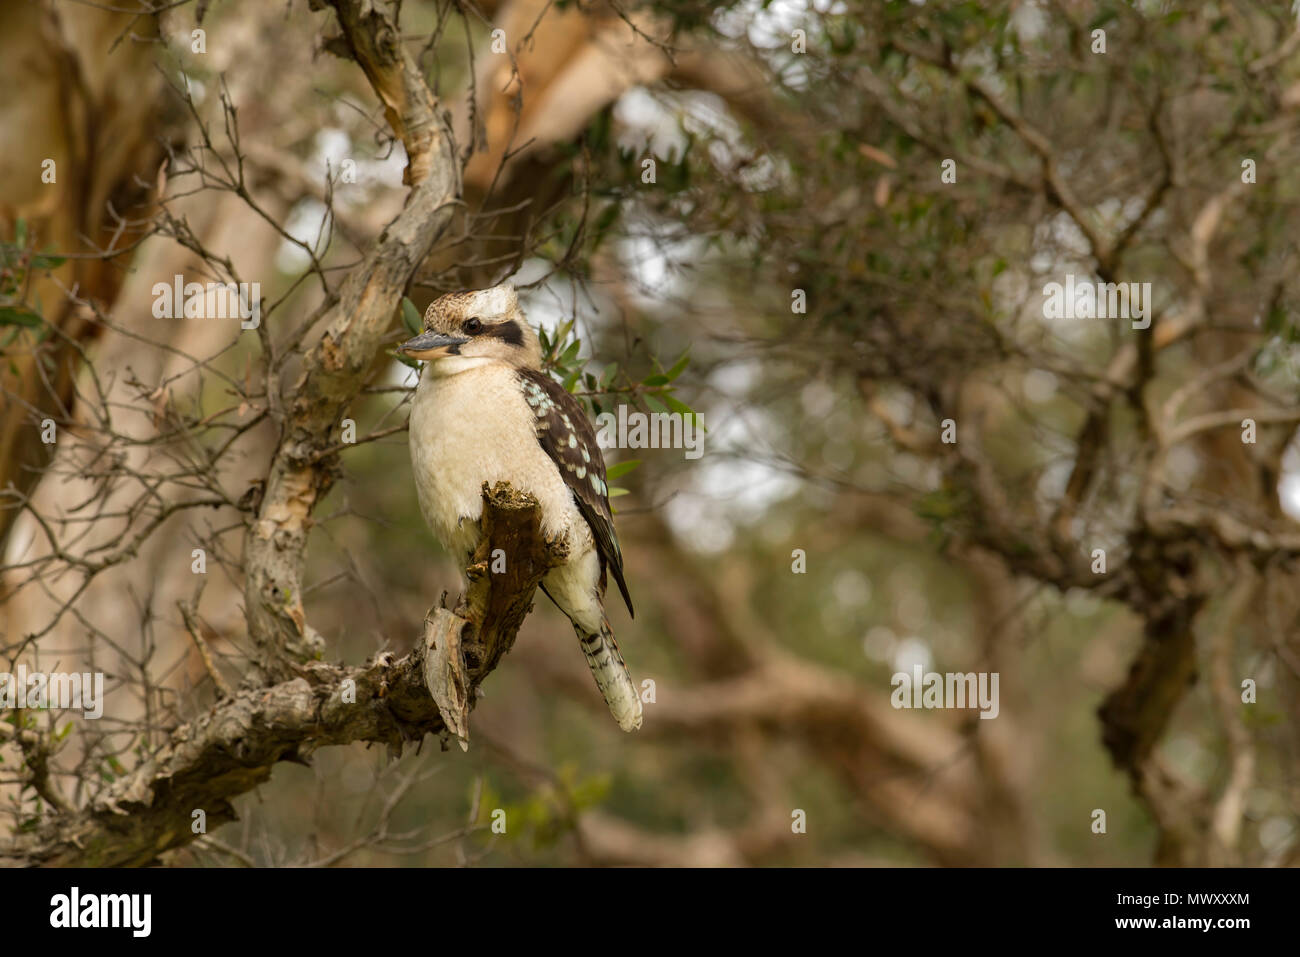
398,282 -> 642,731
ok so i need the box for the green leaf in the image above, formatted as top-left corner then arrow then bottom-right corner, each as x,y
644,395 -> 668,415
642,374 -> 670,387
0,306 -> 43,328
663,393 -> 697,418
389,349 -> 421,370
605,459 -> 641,479
607,486 -> 631,498
31,252 -> 66,270
401,297 -> 422,335
665,351 -> 690,381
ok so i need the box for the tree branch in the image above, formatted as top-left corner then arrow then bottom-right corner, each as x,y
243,0 -> 459,678
5,484 -> 561,867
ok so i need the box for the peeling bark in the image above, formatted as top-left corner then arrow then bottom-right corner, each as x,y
242,0 -> 459,678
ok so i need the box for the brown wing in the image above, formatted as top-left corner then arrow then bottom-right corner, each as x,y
517,369 -> 633,618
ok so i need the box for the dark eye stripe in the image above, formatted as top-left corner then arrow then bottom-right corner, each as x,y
488,320 -> 523,346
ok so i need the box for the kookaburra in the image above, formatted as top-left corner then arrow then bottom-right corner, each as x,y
398,283 -> 642,731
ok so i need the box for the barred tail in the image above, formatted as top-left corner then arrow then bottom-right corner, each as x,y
576,618 -> 642,732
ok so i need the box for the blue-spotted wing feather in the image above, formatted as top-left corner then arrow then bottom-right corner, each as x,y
516,369 -> 634,618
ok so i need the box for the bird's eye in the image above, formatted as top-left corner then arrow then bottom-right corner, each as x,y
464,317 -> 483,334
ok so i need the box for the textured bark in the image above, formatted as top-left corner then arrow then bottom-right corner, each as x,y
3,483 -> 560,867
425,483 -> 568,749
242,0 -> 458,677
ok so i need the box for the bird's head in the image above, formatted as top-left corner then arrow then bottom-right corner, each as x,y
398,283 -> 542,375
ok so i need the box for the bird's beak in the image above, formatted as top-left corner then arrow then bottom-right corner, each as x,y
398,331 -> 469,361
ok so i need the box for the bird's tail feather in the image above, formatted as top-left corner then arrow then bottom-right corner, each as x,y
576,618 -> 642,732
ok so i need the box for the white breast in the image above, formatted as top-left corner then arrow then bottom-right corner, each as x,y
408,363 -> 583,559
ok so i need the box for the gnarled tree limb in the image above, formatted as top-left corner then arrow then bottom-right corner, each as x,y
426,482 -> 568,750
4,484 -> 558,867
243,0 -> 459,679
